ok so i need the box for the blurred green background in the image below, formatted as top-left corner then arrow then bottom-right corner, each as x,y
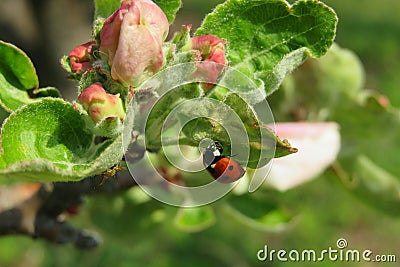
0,0 -> 399,266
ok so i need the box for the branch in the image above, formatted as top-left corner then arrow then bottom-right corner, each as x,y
0,171 -> 137,249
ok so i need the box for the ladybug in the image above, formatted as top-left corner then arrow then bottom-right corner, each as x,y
203,141 -> 245,184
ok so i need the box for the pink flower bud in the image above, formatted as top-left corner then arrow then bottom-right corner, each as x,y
191,35 -> 227,90
70,62 -> 92,73
191,35 -> 226,65
69,41 -> 95,73
78,83 -> 125,123
99,0 -> 169,85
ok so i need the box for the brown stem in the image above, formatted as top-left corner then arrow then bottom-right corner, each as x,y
0,171 -> 137,249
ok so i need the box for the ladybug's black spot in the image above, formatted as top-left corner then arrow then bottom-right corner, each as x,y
219,176 -> 231,183
228,165 -> 234,171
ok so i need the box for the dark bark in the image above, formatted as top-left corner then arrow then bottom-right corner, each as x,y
0,171 -> 137,249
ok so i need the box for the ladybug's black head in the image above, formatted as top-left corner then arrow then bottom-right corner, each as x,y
203,141 -> 223,167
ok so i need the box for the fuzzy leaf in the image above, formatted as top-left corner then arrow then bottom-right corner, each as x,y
181,93 -> 296,168
136,63 -> 296,169
0,98 -> 124,182
144,84 -> 203,149
196,0 -> 338,95
0,41 -> 62,112
153,0 -> 182,24
0,41 -> 39,111
29,87 -> 62,98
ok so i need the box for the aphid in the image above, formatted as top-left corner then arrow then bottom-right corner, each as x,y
203,141 -> 245,183
99,162 -> 125,186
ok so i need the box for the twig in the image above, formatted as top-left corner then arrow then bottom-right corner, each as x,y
0,171 -> 137,249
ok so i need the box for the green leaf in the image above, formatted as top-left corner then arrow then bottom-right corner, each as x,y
196,0 -> 337,95
95,118 -> 124,138
269,44 -> 366,118
153,0 -> 182,24
144,84 -> 203,149
181,92 -> 296,168
0,41 -> 38,91
0,41 -> 39,111
94,0 -> 181,24
1,99 -> 91,165
144,87 -> 295,168
94,0 -> 120,18
223,93 -> 296,160
314,44 -> 365,100
132,62 -> 295,173
174,206 -> 216,233
29,87 -> 62,98
224,193 -> 292,232
0,98 -> 125,182
0,105 -> 8,124
350,155 -> 400,216
0,41 -> 61,112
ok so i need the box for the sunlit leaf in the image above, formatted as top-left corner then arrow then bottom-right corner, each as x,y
196,0 -> 338,95
0,98 -> 124,182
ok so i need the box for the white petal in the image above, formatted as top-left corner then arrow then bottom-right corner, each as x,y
265,122 -> 340,191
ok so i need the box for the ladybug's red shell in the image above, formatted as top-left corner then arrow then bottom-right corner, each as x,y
202,141 -> 245,183
207,157 -> 245,184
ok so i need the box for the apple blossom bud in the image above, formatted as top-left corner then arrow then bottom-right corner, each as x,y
69,41 -> 95,73
191,35 -> 226,65
191,35 -> 227,90
99,0 -> 169,86
78,83 -> 125,123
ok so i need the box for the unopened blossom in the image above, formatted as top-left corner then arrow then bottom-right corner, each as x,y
191,34 -> 227,89
78,83 -> 125,123
69,41 -> 95,73
191,35 -> 226,65
99,0 -> 169,85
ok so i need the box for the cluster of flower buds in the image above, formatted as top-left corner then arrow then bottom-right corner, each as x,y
66,0 -> 228,124
99,0 -> 169,86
